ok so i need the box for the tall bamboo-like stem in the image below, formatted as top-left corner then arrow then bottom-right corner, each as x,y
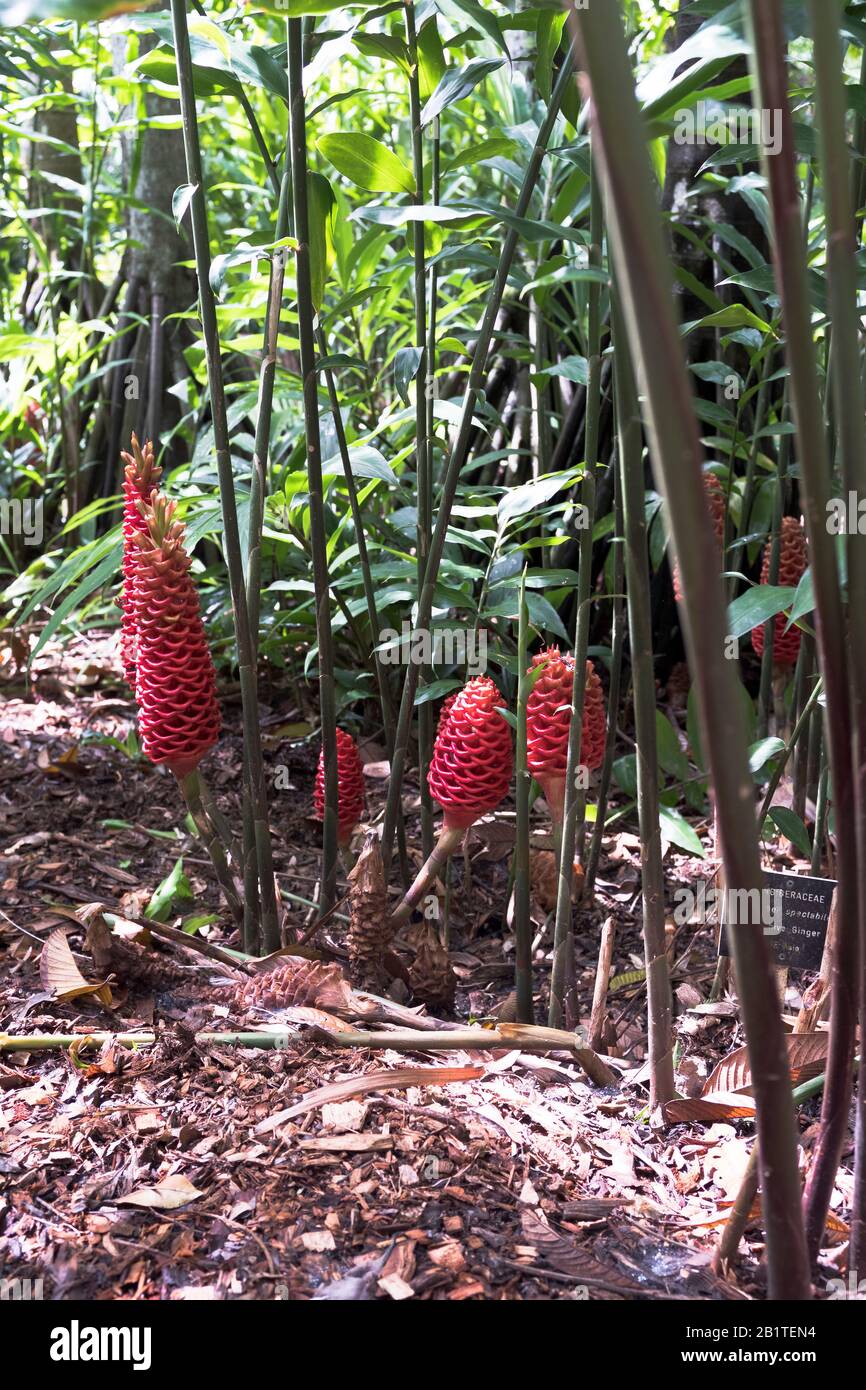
405,0 -> 433,864
315,325 -> 409,890
756,397 -> 790,739
566,0 -> 810,1299
514,570 -> 533,1022
811,747 -> 829,876
548,162 -> 601,1028
287,17 -> 339,918
170,0 -> 279,953
758,675 -> 824,826
179,770 -> 243,927
381,50 -> 575,871
748,0 -> 859,1263
809,0 -> 866,1267
584,460 -> 624,900
612,291 -> 674,1108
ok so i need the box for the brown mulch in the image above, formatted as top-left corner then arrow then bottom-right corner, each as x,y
0,631 -> 852,1300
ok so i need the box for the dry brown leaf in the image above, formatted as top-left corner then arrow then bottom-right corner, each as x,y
117,1174 -> 203,1210
702,1032 -> 829,1097
255,1065 -> 484,1134
39,928 -> 113,1006
663,1092 -> 758,1124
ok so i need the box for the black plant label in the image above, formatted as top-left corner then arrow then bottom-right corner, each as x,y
718,870 -> 835,972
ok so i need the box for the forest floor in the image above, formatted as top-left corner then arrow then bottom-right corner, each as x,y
0,631 -> 853,1301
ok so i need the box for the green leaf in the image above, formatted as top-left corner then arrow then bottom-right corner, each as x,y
30,543 -> 122,665
727,584 -> 796,640
172,182 -> 197,229
748,737 -> 786,774
655,710 -> 690,780
318,132 -> 414,195
307,171 -> 337,310
612,755 -> 638,798
786,567 -> 814,628
420,57 -> 504,127
417,17 -> 447,101
394,346 -> 423,405
145,857 -> 193,923
767,807 -> 811,859
322,445 -> 397,485
659,806 -> 706,858
497,467 -> 581,526
683,304 -> 772,337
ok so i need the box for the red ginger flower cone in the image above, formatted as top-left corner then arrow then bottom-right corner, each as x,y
673,471 -> 726,603
526,647 -> 606,823
120,434 -> 162,685
314,728 -> 365,847
391,677 -> 513,925
130,496 -> 220,779
428,675 -> 513,832
751,516 -> 808,666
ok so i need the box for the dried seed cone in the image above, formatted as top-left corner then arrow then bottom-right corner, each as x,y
525,648 -> 606,821
314,728 -> 365,846
226,957 -> 355,1016
409,922 -> 455,1012
131,496 -> 220,778
428,675 -> 513,831
347,834 -> 393,991
529,849 -> 585,914
673,472 -> 726,602
751,516 -> 808,666
120,434 -> 162,684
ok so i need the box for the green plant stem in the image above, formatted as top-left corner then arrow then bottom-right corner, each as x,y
810,0 -> 866,1268
286,17 -> 339,919
380,49 -> 574,873
748,0 -> 859,1268
758,676 -> 823,826
756,396 -> 791,739
389,825 -> 464,926
569,0 -> 810,1299
170,0 -> 279,953
811,748 -> 829,876
611,291 -> 674,1108
404,0 -> 433,866
178,770 -> 243,926
584,464 -> 624,901
548,162 -> 601,1028
514,570 -> 533,1022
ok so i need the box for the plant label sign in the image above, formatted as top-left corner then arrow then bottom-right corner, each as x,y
718,870 -> 836,972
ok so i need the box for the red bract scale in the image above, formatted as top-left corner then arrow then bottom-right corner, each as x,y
120,434 -> 162,685
752,516 -> 808,666
130,496 -> 220,779
428,676 -> 513,831
525,647 -> 606,821
673,472 -> 726,602
436,690 -> 459,741
314,728 -> 365,846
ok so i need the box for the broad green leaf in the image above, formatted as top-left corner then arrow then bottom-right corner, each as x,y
420,57 -> 504,127
497,467 -> 582,526
748,737 -> 786,774
145,857 -> 193,923
727,584 -> 796,640
417,17 -> 446,101
659,806 -> 706,858
767,807 -> 811,860
322,446 -> 397,485
308,171 -> 337,310
172,182 -> 197,229
394,346 -> 423,405
318,132 -> 414,195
